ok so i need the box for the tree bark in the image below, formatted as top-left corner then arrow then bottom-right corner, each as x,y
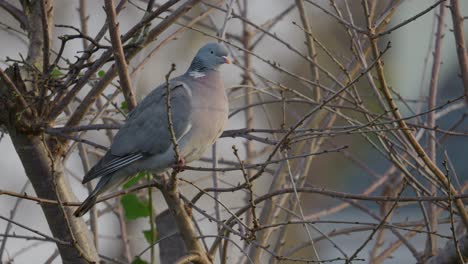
0,1 -> 100,261
9,130 -> 99,263
0,0 -> 205,262
161,182 -> 211,264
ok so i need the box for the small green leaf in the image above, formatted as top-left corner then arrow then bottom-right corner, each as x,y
121,101 -> 128,111
123,172 -> 146,189
98,70 -> 106,77
50,67 -> 63,79
131,257 -> 148,264
121,194 -> 150,220
33,61 -> 42,70
143,229 -> 157,244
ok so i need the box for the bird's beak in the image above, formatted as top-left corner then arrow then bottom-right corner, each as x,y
222,56 -> 231,64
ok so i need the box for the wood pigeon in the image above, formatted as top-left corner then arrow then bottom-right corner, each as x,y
74,42 -> 230,217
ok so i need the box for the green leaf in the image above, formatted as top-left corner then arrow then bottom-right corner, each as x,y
50,67 -> 63,79
123,172 -> 147,189
131,257 -> 148,264
120,194 -> 150,220
98,70 -> 106,77
121,101 -> 128,111
143,229 -> 157,244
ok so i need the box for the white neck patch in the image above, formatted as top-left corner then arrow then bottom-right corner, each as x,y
188,71 -> 206,78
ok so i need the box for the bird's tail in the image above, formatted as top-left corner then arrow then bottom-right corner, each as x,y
74,194 -> 97,217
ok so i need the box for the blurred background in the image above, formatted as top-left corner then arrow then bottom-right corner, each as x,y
1,0 -> 467,263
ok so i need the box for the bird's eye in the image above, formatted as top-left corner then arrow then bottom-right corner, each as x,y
210,50 -> 214,54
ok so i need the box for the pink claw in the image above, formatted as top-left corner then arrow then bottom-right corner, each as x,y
175,157 -> 185,172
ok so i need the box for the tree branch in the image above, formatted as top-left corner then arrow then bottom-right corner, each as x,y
295,0 -> 319,99
425,1 -> 446,258
0,0 -> 27,29
175,253 -> 204,264
0,66 -> 31,116
8,133 -> 99,263
449,0 -> 468,103
426,234 -> 468,264
104,0 -> 137,110
38,0 -> 52,116
61,0 -> 201,133
0,214 -> 70,245
3,183 -> 468,209
161,184 -> 211,264
368,22 -> 468,230
48,0 -> 181,120
39,0 -> 51,73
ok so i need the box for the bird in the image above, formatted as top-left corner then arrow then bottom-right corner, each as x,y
74,42 -> 230,217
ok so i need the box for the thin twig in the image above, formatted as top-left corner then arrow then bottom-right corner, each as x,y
442,160 -> 464,263
0,214 -> 70,245
368,14 -> 468,230
0,0 -> 27,28
372,0 -> 447,39
0,181 -> 29,260
116,203 -> 132,263
0,66 -> 32,116
425,2 -> 447,259
232,145 -> 259,232
218,0 -> 235,39
147,174 -> 156,264
295,0 -> 320,100
347,181 -> 407,263
164,63 -> 180,180
48,0 -> 185,122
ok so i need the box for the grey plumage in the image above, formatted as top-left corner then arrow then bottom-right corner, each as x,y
74,43 -> 230,217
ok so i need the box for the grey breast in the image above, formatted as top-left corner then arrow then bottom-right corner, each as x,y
178,70 -> 228,162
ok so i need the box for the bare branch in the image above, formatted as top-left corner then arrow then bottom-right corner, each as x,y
372,0 -> 447,39
38,0 -> 52,116
0,214 -> 70,245
368,15 -> 468,230
0,66 -> 31,116
218,0 -> 235,39
295,0 -> 319,99
426,234 -> 468,264
48,0 -> 182,121
0,0 -> 27,29
0,181 -> 29,260
61,0 -> 201,133
425,1 -> 446,258
39,0 -> 51,73
449,0 -> 468,103
160,185 -> 211,264
104,0 -> 137,110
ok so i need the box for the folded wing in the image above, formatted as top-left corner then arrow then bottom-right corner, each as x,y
82,80 -> 192,184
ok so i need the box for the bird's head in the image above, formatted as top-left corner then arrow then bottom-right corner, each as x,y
188,42 -> 231,73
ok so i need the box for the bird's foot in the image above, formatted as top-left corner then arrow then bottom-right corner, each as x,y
174,157 -> 185,172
